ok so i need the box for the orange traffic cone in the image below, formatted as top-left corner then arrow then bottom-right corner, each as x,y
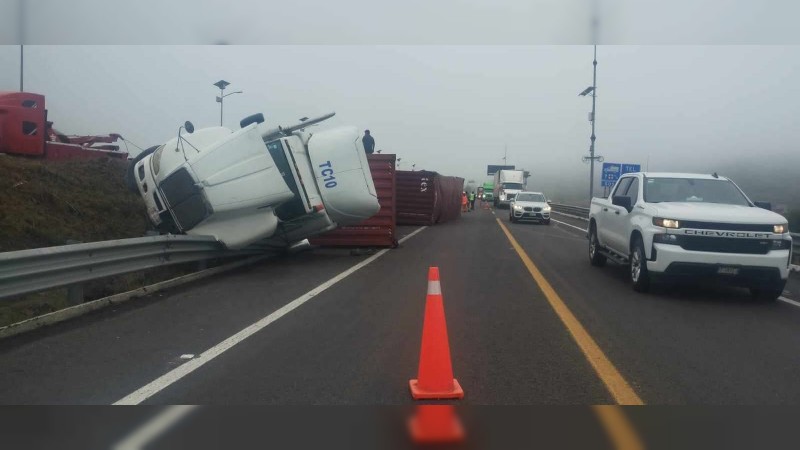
409,267 -> 464,399
408,405 -> 465,444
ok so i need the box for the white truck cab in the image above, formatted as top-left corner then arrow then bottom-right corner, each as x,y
493,169 -> 525,208
588,172 -> 792,300
128,113 -> 380,249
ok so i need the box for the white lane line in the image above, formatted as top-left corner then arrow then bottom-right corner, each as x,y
779,297 -> 800,308
551,218 -> 588,234
112,405 -> 197,450
114,226 -> 428,405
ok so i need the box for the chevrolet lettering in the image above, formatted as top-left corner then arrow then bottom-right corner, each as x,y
683,230 -> 771,239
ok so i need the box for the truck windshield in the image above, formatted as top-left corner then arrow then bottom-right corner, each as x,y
516,193 -> 546,202
643,178 -> 750,206
503,183 -> 524,190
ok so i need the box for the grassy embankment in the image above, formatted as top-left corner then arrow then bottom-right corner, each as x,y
0,156 -> 197,327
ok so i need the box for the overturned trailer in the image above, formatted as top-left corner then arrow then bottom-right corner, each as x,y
396,170 -> 464,226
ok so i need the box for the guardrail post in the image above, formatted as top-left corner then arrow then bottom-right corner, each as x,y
67,284 -> 84,306
65,240 -> 85,305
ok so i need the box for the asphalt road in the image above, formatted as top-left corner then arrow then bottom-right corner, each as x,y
1,204 -> 800,412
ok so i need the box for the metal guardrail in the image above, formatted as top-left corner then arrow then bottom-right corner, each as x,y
550,203 -> 800,266
550,203 -> 590,219
0,235 -> 267,300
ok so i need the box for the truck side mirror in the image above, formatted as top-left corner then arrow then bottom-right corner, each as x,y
612,195 -> 632,212
754,201 -> 772,211
184,121 -> 194,134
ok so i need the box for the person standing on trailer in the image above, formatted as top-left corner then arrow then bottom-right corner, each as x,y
362,130 -> 375,154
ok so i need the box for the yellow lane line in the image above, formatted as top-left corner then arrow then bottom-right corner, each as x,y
496,218 -> 644,405
593,406 -> 646,450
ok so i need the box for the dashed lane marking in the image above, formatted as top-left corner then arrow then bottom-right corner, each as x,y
551,218 -> 588,234
779,296 -> 800,308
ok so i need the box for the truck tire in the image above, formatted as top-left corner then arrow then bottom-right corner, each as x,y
124,146 -> 158,193
750,281 -> 785,302
630,237 -> 650,292
588,224 -> 606,267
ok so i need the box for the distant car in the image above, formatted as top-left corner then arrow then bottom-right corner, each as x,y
509,192 -> 551,224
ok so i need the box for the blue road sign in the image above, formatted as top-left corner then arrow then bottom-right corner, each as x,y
601,162 -> 641,187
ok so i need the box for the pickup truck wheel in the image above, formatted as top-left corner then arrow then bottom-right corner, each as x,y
750,282 -> 785,302
588,225 -> 606,267
630,238 -> 650,292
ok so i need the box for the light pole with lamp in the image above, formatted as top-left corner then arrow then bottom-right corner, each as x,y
579,45 -> 603,203
213,80 -> 243,126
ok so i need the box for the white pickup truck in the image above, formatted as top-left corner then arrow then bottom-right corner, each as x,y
588,172 -> 792,300
127,113 -> 380,249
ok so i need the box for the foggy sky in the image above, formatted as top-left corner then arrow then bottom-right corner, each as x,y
1,45 -> 799,198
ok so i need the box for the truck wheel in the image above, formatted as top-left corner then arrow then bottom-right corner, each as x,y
750,282 -> 785,302
124,145 -> 157,193
588,225 -> 606,267
630,237 -> 650,292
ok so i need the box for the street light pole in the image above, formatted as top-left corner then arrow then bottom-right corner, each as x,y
213,80 -> 243,127
580,46 -> 602,203
589,45 -> 598,201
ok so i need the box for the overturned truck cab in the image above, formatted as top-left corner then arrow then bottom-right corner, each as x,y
128,113 -> 380,249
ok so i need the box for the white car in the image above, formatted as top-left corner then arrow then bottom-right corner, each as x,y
588,172 -> 792,300
509,192 -> 551,224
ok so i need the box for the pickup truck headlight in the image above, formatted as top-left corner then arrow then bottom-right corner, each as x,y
774,224 -> 788,234
653,217 -> 681,229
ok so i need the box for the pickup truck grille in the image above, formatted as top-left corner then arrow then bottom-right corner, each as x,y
680,221 -> 773,232
678,236 -> 771,255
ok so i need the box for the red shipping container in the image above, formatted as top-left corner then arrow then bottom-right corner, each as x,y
396,170 -> 464,226
309,154 -> 397,247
